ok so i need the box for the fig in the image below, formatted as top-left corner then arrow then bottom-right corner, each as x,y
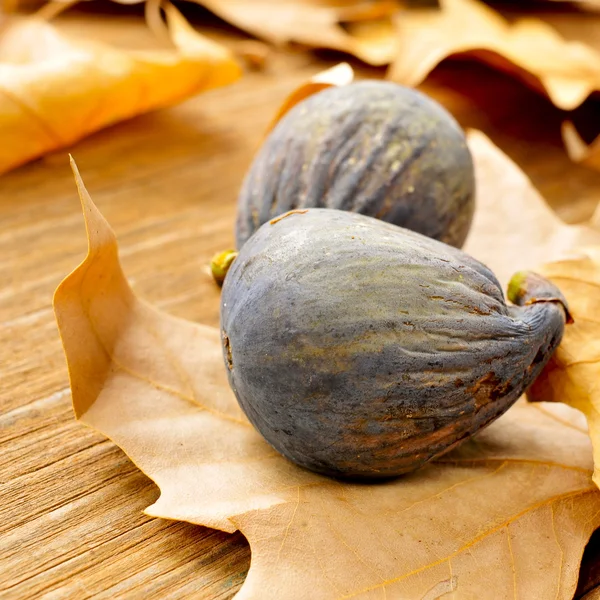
220,209 -> 571,480
235,80 -> 475,250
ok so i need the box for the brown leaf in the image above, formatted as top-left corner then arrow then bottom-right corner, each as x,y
388,0 -> 600,111
464,130 -> 600,287
0,7 -> 240,175
185,0 -> 400,66
527,250 -> 600,490
61,0 -> 399,65
54,144 -> 600,597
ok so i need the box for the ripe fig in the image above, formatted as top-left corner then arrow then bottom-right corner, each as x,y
235,80 -> 475,250
220,209 -> 571,480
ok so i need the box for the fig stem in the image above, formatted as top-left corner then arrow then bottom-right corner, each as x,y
210,249 -> 238,287
507,270 -> 573,324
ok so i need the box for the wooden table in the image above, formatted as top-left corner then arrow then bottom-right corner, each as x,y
3,6 -> 600,598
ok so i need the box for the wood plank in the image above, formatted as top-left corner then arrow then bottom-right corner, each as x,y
2,7 -> 600,598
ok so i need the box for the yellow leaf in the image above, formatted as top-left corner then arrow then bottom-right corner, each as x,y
54,145 -> 600,598
0,7 -> 241,175
197,0 -> 400,66
388,0 -> 600,111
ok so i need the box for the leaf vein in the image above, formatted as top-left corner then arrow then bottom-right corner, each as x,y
338,488 -> 596,599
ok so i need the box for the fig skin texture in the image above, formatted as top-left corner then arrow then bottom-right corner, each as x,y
220,209 -> 571,480
235,80 -> 475,250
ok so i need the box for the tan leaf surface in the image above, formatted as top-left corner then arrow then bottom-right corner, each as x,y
0,7 -> 240,175
54,144 -> 600,598
388,0 -> 600,111
464,130 -> 600,287
183,0 -> 400,66
527,249 -> 600,490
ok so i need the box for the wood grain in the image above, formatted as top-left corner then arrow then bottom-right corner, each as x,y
2,6 -> 600,598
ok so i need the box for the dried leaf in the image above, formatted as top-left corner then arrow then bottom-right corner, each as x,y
388,0 -> 600,111
0,7 -> 240,175
62,0 -> 399,65
464,130 -> 600,287
192,0 -> 400,66
527,250 -> 600,489
54,142 -> 600,597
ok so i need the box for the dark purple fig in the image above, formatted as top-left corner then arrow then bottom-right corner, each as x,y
220,209 -> 571,480
235,80 -> 475,250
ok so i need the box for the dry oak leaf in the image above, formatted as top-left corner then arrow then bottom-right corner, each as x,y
186,0 -> 400,66
388,0 -> 600,111
528,248 -> 600,492
0,7 -> 240,175
71,0 -> 399,65
464,130 -> 600,288
54,149 -> 600,598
